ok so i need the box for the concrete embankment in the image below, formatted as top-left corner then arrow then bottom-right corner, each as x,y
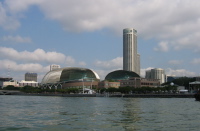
2,91 -> 195,98
120,94 -> 194,98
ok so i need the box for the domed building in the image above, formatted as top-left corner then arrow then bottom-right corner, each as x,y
98,70 -> 140,89
105,70 -> 140,81
41,67 -> 100,91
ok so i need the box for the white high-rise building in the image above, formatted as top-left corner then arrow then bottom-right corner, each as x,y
50,65 -> 60,71
145,68 -> 166,84
123,28 -> 140,75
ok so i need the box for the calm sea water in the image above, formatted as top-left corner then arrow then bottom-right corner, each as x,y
0,95 -> 200,131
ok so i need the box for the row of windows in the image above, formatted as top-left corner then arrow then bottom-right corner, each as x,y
121,82 -> 159,86
100,83 -> 120,86
121,82 -> 136,85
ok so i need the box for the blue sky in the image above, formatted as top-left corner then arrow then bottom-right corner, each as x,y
0,0 -> 200,82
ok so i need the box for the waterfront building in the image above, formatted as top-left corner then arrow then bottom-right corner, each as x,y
145,68 -> 166,84
50,64 -> 60,71
98,81 -> 120,89
103,70 -> 159,88
123,28 -> 140,75
25,72 -> 37,82
41,67 -> 100,91
2,80 -> 19,87
105,70 -> 140,81
0,77 -> 12,88
19,80 -> 39,87
145,70 -> 151,79
120,77 -> 160,88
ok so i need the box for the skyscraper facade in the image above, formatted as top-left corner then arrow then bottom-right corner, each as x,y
25,72 -> 37,82
123,28 -> 140,75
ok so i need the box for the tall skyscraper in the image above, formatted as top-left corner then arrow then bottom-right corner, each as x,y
123,28 -> 140,75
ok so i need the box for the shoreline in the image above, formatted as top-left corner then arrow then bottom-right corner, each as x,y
1,91 -> 195,98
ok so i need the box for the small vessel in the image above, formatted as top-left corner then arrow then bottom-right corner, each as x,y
194,91 -> 200,101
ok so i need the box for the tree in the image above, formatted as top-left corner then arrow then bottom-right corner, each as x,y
118,86 -> 133,94
99,88 -> 106,94
107,87 -> 118,93
4,85 -> 19,90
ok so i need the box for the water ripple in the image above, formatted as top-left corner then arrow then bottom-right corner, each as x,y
1,96 -> 200,131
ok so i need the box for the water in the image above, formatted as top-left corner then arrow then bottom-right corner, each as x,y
0,95 -> 200,131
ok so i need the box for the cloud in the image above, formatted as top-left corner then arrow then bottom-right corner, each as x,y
0,46 -> 87,66
78,61 -> 87,66
165,68 -> 196,77
140,67 -> 154,77
94,57 -> 122,69
2,35 -> 32,43
92,57 -> 123,80
0,47 -> 67,63
0,47 -> 87,81
3,0 -> 200,52
141,67 -> 197,78
154,41 -> 169,52
1,0 -> 200,57
0,59 -> 49,72
191,58 -> 200,64
5,0 -> 42,13
168,60 -> 183,65
0,2 -> 20,30
0,59 -> 50,81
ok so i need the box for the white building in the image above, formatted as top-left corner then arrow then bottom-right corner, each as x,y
3,80 -> 19,87
19,80 -> 39,87
50,64 -> 60,71
123,28 -> 140,75
145,68 -> 166,84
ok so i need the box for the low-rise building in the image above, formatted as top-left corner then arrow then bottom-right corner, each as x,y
98,81 -> 120,88
120,77 -> 160,88
0,77 -> 13,88
3,80 -> 19,87
19,80 -> 39,87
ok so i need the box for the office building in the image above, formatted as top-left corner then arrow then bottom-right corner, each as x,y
25,72 -> 37,82
145,68 -> 166,84
123,28 -> 140,75
19,80 -> 39,87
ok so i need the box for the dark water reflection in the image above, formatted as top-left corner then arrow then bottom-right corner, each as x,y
0,96 -> 200,131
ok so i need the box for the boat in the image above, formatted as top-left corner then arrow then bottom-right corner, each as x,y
194,91 -> 200,101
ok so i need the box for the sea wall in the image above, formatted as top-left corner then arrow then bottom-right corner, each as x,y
3,91 -> 195,98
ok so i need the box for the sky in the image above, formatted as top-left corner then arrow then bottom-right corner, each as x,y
0,0 -> 200,82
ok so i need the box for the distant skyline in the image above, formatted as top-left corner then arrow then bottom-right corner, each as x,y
0,0 -> 200,82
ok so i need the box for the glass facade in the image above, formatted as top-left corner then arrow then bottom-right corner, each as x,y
105,70 -> 140,81
41,70 -> 62,84
60,68 -> 97,82
41,67 -> 100,84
